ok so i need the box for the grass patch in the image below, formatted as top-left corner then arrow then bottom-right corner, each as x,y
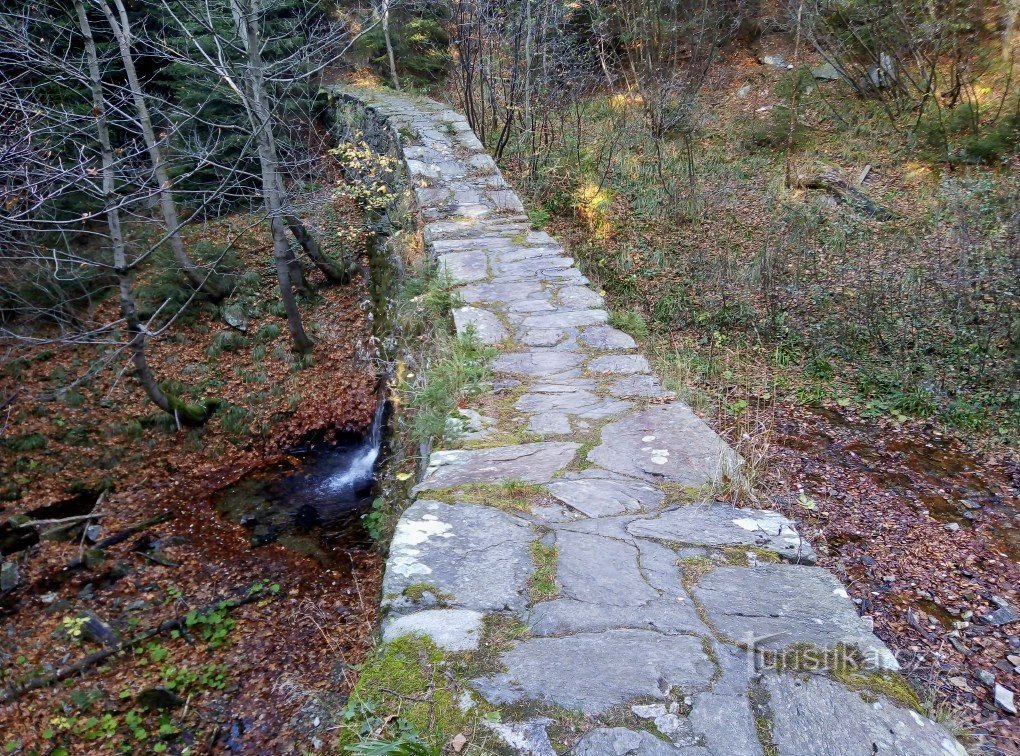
529,541 -> 558,602
608,309 -> 648,341
405,330 -> 496,447
427,481 -> 548,513
678,556 -> 715,589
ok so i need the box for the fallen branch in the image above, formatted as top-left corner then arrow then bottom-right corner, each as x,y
62,511 -> 174,571
794,164 -> 895,221
31,512 -> 107,528
0,586 -> 270,704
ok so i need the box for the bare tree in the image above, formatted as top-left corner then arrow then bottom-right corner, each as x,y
159,0 -> 374,352
97,0 -> 229,300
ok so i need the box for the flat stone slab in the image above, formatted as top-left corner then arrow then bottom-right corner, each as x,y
521,309 -> 608,330
416,443 -> 579,489
439,250 -> 488,283
453,306 -> 508,343
547,470 -> 663,517
473,629 -> 715,715
608,374 -> 675,399
383,500 -> 534,613
572,728 -> 686,755
556,286 -> 604,310
627,503 -> 816,564
587,354 -> 650,374
382,609 -> 484,651
693,565 -> 898,669
578,326 -> 637,350
528,597 -> 703,637
528,413 -> 571,435
515,388 -> 630,420
494,351 -> 584,376
555,530 -> 659,607
460,280 -> 543,304
588,404 -> 736,485
764,674 -> 966,756
688,692 -> 763,755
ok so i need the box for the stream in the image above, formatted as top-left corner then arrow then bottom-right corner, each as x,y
213,398 -> 387,567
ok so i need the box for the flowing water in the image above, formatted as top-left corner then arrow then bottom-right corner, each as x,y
213,398 -> 387,566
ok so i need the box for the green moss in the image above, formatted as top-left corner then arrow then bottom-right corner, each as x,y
748,680 -> 779,756
832,667 -> 922,712
608,309 -> 649,341
457,613 -> 529,678
529,541 -> 558,602
340,635 -> 466,748
401,582 -> 453,606
428,481 -> 549,513
678,556 -> 715,589
722,546 -> 781,566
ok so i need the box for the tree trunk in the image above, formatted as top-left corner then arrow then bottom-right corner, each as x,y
235,0 -> 313,353
102,0 -> 227,301
382,0 -> 401,91
77,1 -> 213,425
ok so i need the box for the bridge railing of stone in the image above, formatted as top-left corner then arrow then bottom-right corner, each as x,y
331,86 -> 967,756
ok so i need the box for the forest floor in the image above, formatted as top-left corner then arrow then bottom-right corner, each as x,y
0,193 -> 384,752
498,39 -> 1019,754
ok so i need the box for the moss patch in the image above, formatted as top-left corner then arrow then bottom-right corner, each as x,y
402,582 -> 453,606
722,546 -> 781,566
832,667 -> 922,713
338,635 -> 469,749
427,481 -> 550,513
529,541 -> 559,602
678,555 -> 715,589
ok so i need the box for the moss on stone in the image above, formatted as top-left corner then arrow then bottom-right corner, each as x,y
722,545 -> 781,566
832,667 -> 923,713
424,481 -> 550,513
339,634 -> 468,748
678,556 -> 715,589
402,582 -> 453,606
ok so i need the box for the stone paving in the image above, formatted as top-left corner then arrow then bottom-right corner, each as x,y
339,88 -> 967,756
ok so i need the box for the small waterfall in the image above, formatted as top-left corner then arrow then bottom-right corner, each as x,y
323,396 -> 386,496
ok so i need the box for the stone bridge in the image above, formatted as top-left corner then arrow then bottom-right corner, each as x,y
336,87 -> 966,756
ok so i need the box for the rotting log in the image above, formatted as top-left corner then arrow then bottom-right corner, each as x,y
793,164 -> 896,221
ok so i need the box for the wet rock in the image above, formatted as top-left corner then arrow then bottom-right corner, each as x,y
765,673 -> 966,755
382,609 -> 484,651
473,629 -> 714,715
82,548 -> 106,569
136,687 -> 184,710
628,502 -> 815,564
0,560 -> 19,592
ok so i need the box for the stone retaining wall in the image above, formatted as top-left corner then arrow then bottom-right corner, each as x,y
335,86 -> 966,756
